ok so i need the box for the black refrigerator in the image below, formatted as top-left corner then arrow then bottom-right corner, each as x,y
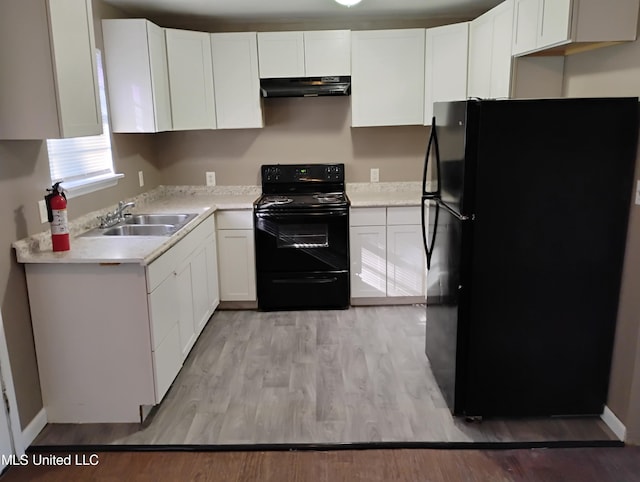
421,98 -> 639,418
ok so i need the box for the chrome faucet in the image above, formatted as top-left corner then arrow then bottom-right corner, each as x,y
116,201 -> 136,219
98,201 -> 136,228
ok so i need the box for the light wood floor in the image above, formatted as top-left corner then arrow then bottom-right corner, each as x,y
33,306 -> 617,446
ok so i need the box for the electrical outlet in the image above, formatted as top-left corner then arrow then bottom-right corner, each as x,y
206,171 -> 216,187
370,168 -> 379,183
38,199 -> 48,224
138,170 -> 144,187
636,180 -> 640,205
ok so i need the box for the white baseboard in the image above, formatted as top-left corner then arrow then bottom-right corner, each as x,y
602,405 -> 626,441
21,408 -> 47,448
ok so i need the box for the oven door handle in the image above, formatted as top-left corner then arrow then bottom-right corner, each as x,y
255,210 -> 348,218
272,277 -> 337,284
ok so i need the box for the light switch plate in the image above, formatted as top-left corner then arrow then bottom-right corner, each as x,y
138,171 -> 144,187
38,199 -> 48,224
370,168 -> 379,183
636,180 -> 640,205
206,171 -> 216,187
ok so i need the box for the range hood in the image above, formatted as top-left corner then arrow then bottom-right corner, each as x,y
260,76 -> 351,98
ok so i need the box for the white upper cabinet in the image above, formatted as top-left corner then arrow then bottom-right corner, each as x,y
538,0 -> 572,48
351,29 -> 426,127
211,32 -> 263,129
257,30 -> 351,78
512,0 -> 640,57
257,31 -> 305,78
468,0 -> 514,99
512,0 -> 541,54
102,19 -> 172,133
424,22 -> 469,125
0,0 -> 101,139
165,28 -> 216,130
303,30 -> 351,77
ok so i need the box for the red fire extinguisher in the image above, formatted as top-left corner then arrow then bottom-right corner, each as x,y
45,182 -> 70,252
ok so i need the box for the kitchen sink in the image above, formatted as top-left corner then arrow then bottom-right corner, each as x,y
101,224 -> 176,236
81,213 -> 199,237
124,213 -> 197,225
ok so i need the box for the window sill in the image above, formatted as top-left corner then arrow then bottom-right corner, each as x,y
61,173 -> 125,199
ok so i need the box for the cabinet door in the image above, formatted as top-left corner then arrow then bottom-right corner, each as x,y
387,225 -> 426,297
102,19 -> 171,133
257,32 -> 305,78
166,28 -> 216,130
211,32 -> 263,129
490,0 -> 515,99
176,261 -> 196,358
351,29 -> 425,127
217,230 -> 257,301
148,272 -> 182,402
47,0 -> 102,138
190,245 -> 211,336
147,22 -> 173,131
424,22 -> 469,125
350,225 -> 387,297
205,234 -> 221,312
153,324 -> 182,402
304,30 -> 351,76
512,0 -> 541,55
467,12 -> 493,99
539,0 -> 572,47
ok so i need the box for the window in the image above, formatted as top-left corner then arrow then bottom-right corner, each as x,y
46,49 -> 123,198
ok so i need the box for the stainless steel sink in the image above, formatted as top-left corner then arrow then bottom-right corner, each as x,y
124,213 -> 197,225
81,212 -> 198,237
102,224 -> 176,236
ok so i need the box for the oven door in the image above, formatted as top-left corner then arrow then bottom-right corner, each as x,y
254,209 -> 349,272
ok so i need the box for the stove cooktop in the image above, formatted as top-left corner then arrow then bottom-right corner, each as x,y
256,192 -> 349,210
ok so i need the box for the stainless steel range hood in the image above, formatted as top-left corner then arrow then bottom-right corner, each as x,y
260,76 -> 351,98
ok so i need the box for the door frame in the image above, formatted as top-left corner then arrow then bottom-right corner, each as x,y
0,311 -> 25,462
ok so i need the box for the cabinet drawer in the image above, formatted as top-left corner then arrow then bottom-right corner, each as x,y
387,206 -> 421,225
216,209 -> 253,229
350,207 -> 386,226
146,215 -> 215,292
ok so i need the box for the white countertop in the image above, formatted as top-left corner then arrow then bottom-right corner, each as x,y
13,186 -> 260,265
14,182 -> 425,265
347,181 -> 423,207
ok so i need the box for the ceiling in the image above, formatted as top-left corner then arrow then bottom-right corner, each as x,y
102,0 -> 503,23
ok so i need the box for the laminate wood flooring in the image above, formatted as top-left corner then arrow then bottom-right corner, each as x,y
33,306 -> 617,447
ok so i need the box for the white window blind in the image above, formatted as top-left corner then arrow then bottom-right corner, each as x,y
46,49 -> 122,197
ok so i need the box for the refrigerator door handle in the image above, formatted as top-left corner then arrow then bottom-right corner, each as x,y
422,199 -> 439,270
422,117 -> 440,198
439,200 -> 471,221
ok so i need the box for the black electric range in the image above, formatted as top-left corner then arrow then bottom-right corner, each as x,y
254,164 -> 350,311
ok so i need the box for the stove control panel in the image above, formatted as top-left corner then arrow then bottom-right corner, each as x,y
262,164 -> 344,184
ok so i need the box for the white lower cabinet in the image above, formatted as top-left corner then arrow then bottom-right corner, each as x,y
387,224 -> 425,296
24,215 -> 219,423
216,210 -> 257,301
350,206 -> 426,300
350,208 -> 387,298
175,260 -> 196,359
